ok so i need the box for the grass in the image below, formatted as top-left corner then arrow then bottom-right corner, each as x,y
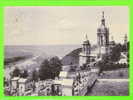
100,68 -> 128,79
86,80 -> 129,96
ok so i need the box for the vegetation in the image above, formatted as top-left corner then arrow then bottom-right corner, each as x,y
39,56 -> 62,80
49,56 -> 62,77
98,61 -> 128,73
31,69 -> 39,82
97,42 -> 129,73
20,69 -> 29,78
121,42 -> 129,52
87,81 -> 128,96
109,44 -> 121,62
11,67 -> 29,78
11,67 -> 21,77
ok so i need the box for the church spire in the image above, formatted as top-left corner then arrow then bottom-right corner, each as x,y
101,11 -> 105,26
124,34 -> 127,44
102,11 -> 104,19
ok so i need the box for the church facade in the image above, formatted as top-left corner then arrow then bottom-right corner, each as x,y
79,12 -> 110,67
79,35 -> 91,66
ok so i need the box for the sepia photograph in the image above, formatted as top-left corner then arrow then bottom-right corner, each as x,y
4,6 -> 129,96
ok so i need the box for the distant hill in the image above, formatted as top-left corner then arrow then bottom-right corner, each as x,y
4,45 -> 48,66
61,45 -> 98,65
5,45 -> 33,59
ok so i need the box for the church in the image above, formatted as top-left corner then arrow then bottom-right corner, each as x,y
79,11 -> 110,67
53,12 -> 111,96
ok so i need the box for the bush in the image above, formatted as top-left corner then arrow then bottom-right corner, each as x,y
98,61 -> 128,73
20,70 -> 28,78
11,67 -> 20,77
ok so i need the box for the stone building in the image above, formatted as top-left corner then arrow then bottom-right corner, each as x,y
18,78 -> 28,96
11,77 -> 19,95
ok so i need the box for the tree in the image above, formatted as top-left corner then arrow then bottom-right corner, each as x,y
39,59 -> 52,80
31,70 -> 38,82
12,67 -> 20,77
39,57 -> 62,80
49,56 -> 62,78
121,42 -> 129,52
31,69 -> 38,92
102,54 -> 110,63
110,44 -> 121,62
20,70 -> 28,78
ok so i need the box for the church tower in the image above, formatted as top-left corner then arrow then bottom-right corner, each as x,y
97,12 -> 109,58
124,34 -> 128,44
124,34 -> 128,50
79,34 -> 91,67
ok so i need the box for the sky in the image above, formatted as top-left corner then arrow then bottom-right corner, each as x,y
4,6 -> 129,45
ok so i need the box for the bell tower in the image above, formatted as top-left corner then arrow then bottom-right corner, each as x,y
97,11 -> 109,58
79,34 -> 91,67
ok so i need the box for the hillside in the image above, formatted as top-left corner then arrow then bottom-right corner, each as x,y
61,48 -> 82,65
61,44 -> 98,65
